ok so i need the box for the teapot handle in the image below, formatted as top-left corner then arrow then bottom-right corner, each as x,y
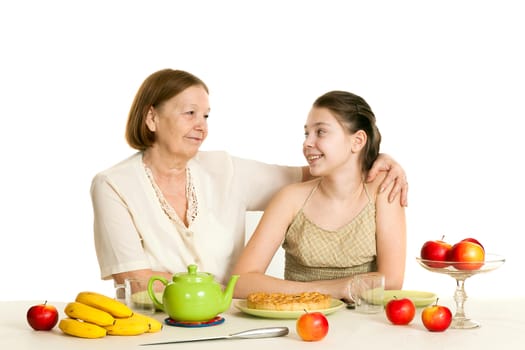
148,276 -> 169,311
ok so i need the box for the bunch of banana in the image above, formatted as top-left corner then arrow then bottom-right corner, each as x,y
58,291 -> 163,339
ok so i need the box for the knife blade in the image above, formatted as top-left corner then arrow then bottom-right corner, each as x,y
139,326 -> 289,345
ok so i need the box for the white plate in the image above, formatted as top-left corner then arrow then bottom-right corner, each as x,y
235,298 -> 345,319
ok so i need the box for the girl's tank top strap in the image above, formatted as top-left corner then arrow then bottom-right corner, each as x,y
301,179 -> 321,210
361,174 -> 373,203
363,182 -> 372,203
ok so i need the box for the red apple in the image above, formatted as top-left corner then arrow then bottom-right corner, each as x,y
460,237 -> 484,251
296,311 -> 329,341
448,241 -> 485,270
385,297 -> 416,325
421,300 -> 452,332
420,237 -> 452,267
26,301 -> 59,331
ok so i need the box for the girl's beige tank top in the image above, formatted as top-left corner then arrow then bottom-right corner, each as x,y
282,180 -> 377,281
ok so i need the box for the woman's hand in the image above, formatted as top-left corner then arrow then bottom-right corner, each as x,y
367,153 -> 408,206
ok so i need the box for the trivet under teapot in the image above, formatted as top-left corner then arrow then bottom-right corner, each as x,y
164,315 -> 225,328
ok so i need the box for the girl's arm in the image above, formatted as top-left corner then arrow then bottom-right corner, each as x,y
374,174 -> 407,290
232,184 -> 355,300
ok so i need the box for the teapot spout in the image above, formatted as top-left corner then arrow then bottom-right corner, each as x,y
219,274 -> 240,311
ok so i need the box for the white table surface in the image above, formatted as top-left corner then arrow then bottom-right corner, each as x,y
2,297 -> 524,349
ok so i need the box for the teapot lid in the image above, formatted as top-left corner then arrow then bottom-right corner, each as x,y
173,264 -> 214,283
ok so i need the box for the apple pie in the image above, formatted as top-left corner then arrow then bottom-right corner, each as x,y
246,291 -> 332,311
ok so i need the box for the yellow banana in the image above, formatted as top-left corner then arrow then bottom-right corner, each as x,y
132,312 -> 163,333
76,291 -> 133,318
104,316 -> 150,336
64,301 -> 115,326
58,318 -> 107,339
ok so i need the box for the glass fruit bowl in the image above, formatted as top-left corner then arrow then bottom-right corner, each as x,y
416,253 -> 505,329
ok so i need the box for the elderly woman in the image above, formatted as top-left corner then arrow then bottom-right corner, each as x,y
91,69 -> 408,286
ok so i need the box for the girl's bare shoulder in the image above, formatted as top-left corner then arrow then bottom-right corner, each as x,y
272,179 -> 320,204
281,179 -> 319,195
367,171 -> 390,198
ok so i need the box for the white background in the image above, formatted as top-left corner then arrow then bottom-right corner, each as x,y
1,1 -> 523,301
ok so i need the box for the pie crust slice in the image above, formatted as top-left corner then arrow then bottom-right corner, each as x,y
246,291 -> 332,311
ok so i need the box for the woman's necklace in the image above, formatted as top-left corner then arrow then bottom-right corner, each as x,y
143,163 -> 198,227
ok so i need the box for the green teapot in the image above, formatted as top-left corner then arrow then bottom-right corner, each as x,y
147,264 -> 239,322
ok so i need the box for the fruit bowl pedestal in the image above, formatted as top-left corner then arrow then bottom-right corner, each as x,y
416,254 -> 505,329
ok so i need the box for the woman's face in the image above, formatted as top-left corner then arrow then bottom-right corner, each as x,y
303,107 -> 353,177
146,85 -> 210,160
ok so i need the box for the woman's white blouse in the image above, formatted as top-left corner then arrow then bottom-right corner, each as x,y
91,151 -> 301,284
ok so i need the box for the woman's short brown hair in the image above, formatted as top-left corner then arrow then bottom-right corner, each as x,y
125,69 -> 209,150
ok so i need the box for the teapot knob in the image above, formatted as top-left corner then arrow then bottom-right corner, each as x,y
187,264 -> 198,275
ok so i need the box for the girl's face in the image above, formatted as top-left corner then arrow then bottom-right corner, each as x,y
303,107 -> 354,177
146,85 -> 210,160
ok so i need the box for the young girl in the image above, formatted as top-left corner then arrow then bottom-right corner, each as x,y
232,91 -> 406,301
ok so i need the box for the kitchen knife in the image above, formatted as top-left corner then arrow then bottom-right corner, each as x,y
139,326 -> 289,345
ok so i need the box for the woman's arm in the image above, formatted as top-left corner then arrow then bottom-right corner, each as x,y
301,153 -> 409,207
91,174 -> 152,280
112,269 -> 172,285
